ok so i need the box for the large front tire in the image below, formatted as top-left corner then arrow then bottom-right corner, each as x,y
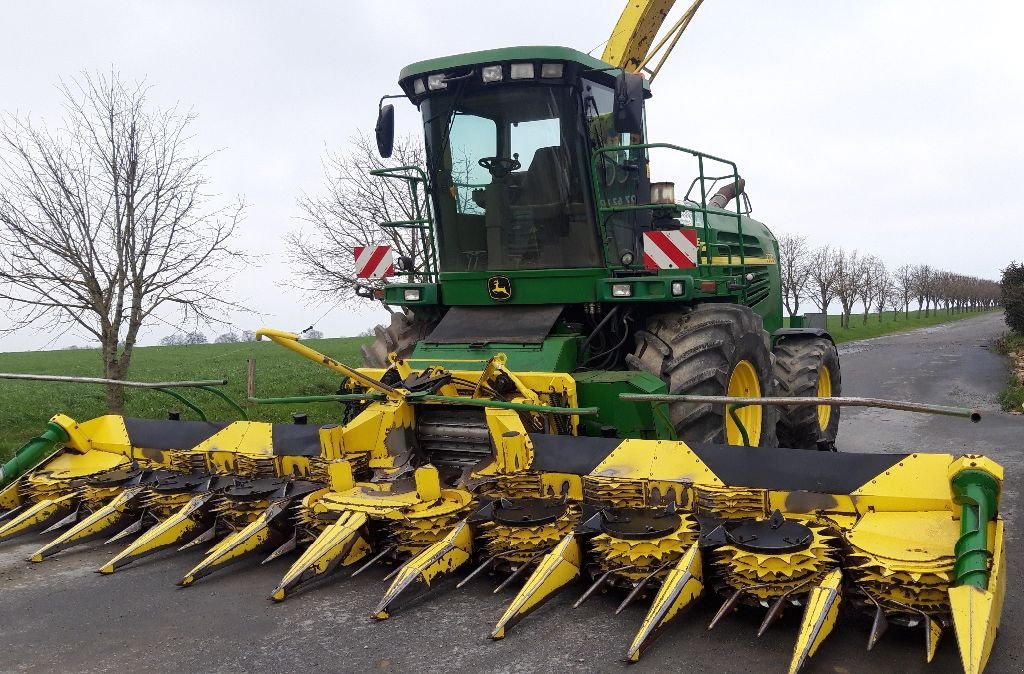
628,304 -> 778,447
773,336 -> 841,450
361,310 -> 434,368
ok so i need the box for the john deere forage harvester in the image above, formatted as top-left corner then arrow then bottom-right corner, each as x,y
0,2 -> 1007,672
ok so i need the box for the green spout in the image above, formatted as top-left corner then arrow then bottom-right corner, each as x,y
0,422 -> 69,490
951,468 -> 1001,589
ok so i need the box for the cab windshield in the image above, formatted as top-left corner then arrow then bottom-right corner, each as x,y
422,84 -> 604,272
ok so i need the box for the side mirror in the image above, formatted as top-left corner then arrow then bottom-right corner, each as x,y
613,71 -> 645,135
375,104 -> 395,158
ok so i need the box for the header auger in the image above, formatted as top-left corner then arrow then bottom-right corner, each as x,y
0,331 -> 1007,673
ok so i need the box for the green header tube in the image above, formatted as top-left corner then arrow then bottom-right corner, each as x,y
0,422 -> 69,490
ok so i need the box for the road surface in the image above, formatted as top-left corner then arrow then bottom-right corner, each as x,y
1,312 -> 1020,673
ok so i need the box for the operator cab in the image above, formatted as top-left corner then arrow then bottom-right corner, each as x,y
379,47 -> 651,275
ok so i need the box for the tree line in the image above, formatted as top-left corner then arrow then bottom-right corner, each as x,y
778,233 -> 1000,327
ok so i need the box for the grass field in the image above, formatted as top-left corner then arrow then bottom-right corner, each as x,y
0,309 -> 997,460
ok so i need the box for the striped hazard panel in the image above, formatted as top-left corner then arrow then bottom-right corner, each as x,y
643,229 -> 698,270
353,245 -> 394,279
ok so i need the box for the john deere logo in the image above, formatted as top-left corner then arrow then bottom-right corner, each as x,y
488,276 -> 512,301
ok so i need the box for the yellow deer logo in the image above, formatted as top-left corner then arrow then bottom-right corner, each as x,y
488,276 -> 512,301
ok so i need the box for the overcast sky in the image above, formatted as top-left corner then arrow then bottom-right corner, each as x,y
0,0 -> 1021,351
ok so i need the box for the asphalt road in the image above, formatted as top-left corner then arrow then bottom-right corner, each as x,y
1,312 -> 1020,674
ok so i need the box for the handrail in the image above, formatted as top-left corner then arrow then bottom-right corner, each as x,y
590,142 -> 747,270
369,165 -> 438,282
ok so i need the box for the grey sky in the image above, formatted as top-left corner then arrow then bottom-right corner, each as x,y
1,1 -> 1021,351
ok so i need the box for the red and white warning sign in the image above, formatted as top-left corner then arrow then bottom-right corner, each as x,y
353,245 -> 394,279
643,229 -> 698,270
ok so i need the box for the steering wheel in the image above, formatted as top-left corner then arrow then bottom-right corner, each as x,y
478,155 -> 521,176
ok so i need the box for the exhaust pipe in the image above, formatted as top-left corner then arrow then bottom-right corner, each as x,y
707,178 -> 746,209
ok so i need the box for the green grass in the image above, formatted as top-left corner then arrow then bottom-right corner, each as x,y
994,332 -> 1024,413
0,337 -> 366,460
0,308 -> 998,461
787,309 -> 998,344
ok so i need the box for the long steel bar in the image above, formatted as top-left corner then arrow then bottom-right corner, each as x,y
0,373 -> 227,389
620,393 -> 981,422
255,328 -> 401,398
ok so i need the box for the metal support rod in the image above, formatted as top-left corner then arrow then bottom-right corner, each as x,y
246,392 -> 598,417
418,395 -> 599,416
0,373 -> 227,389
255,328 -> 401,399
248,394 -> 384,405
620,394 -> 982,422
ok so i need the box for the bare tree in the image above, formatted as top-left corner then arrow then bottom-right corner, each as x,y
215,331 -> 239,344
871,260 -> 895,322
807,246 -> 841,316
855,254 -> 880,326
301,329 -> 324,340
894,264 -> 916,318
834,249 -> 863,329
285,132 -> 430,306
777,233 -> 813,319
182,331 -> 208,345
0,71 -> 244,410
914,264 -> 933,317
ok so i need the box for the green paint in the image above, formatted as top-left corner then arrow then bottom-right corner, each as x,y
0,422 -> 69,489
399,46 -> 615,83
415,394 -> 597,416
574,370 -> 669,439
951,468 -> 1001,589
247,392 -> 596,417
410,335 -> 578,373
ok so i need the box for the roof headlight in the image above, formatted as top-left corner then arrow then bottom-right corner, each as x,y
540,63 -> 564,78
427,74 -> 448,90
510,63 -> 535,80
412,78 -> 426,95
482,65 -> 503,83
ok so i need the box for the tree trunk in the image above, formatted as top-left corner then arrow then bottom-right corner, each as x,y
102,345 -> 125,412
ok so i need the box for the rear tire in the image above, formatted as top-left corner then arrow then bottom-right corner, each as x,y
361,310 -> 434,368
773,337 -> 841,450
628,304 -> 778,447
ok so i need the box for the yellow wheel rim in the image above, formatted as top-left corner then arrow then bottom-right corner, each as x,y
817,366 -> 833,431
726,359 -> 762,446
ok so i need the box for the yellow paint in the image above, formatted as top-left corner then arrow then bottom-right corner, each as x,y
589,439 -> 724,486
271,511 -> 369,602
98,493 -> 212,574
851,453 -> 959,513
708,256 -> 775,266
0,479 -> 22,510
949,518 -> 1005,674
846,511 -> 957,562
374,521 -> 473,619
726,359 -> 761,446
33,448 -> 127,481
340,400 -> 414,470
817,366 -> 832,431
626,542 -> 703,661
180,503 -> 282,586
788,569 -> 843,674
948,455 -> 1005,493
602,0 -> 677,70
29,486 -> 146,562
0,492 -> 78,541
491,533 -> 581,639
